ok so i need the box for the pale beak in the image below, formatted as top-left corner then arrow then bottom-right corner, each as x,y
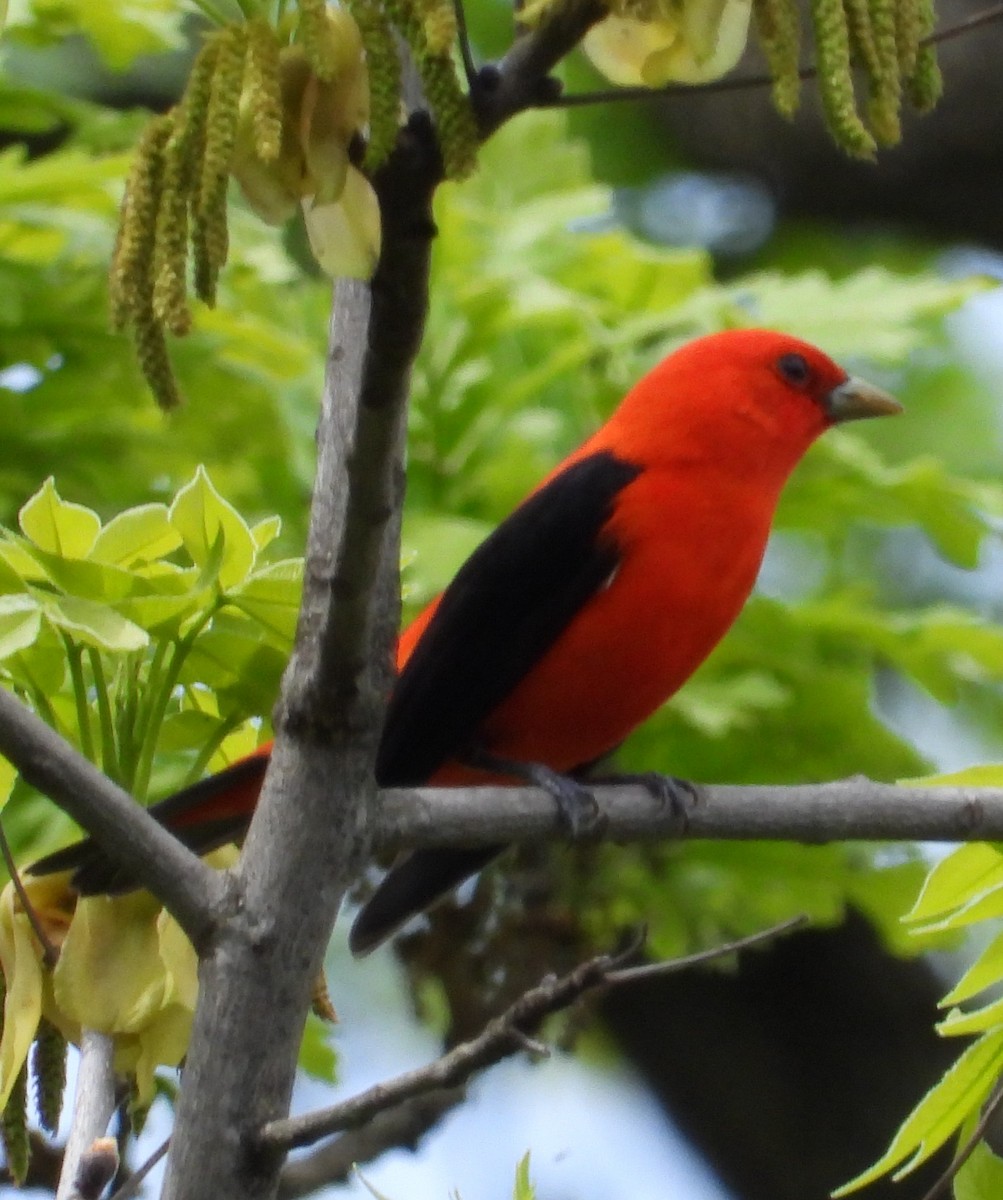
824,376 -> 903,423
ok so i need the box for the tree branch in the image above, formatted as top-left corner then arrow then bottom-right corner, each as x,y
471,0 -> 608,136
55,1031 -> 115,1200
159,116 -> 442,1200
276,1090 -> 463,1199
0,688 -> 224,948
259,914 -> 803,1155
376,776 -> 1003,847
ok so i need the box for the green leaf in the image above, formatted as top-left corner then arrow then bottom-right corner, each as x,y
228,561 -> 303,646
298,1013 -> 338,1084
0,754 -> 17,811
250,516 -> 283,554
834,1029 -> 1003,1193
18,477 -> 100,558
0,594 -> 41,660
942,928 -> 1003,1007
955,1138 -> 1003,1200
513,1153 -> 536,1200
169,468 -> 257,592
43,594 -> 148,652
906,765 -> 1003,788
91,504 -> 182,567
938,996 -> 1003,1038
906,845 -> 1003,928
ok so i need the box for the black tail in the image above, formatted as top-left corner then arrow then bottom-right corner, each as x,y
348,846 -> 502,956
27,755 -> 268,894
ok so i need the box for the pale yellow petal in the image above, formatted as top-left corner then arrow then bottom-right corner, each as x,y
0,883 -> 43,1109
644,0 -> 752,82
583,16 -> 680,86
53,893 -> 171,1036
302,167 -> 381,279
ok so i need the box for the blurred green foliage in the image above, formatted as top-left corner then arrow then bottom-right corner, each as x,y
3,5 -> 1003,1193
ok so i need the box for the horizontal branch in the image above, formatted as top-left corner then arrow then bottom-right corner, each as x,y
0,687 -> 225,948
375,776 -> 1003,848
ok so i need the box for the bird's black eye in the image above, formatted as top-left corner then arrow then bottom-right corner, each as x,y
777,352 -> 812,387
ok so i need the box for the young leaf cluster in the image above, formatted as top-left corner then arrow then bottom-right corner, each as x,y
837,822 -> 1003,1198
0,470 -> 301,863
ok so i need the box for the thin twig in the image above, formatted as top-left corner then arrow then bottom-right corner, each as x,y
277,1092 -> 463,1198
539,0 -> 1003,109
258,915 -> 803,1155
452,0 -> 478,86
107,1136 -> 170,1200
0,816 -> 57,968
918,1077 -> 1003,1200
55,1031 -> 116,1200
606,914 -> 809,984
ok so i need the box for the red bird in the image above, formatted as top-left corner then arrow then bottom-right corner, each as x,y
30,330 -> 900,953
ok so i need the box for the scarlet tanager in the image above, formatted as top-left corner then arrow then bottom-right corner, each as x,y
30,329 -> 901,954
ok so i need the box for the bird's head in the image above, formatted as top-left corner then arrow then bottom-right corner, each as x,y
602,328 -> 902,479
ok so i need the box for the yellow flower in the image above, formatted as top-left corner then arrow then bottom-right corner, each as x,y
0,849 -> 237,1111
584,0 -> 753,86
232,12 -> 381,278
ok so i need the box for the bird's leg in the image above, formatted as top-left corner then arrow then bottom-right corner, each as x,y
462,748 -> 603,837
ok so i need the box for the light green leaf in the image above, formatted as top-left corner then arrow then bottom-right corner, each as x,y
91,505 -> 182,568
906,845 -> 1003,927
943,929 -> 1003,1007
834,1029 -> 1003,1193
44,595 -> 148,652
906,765 -> 1003,788
513,1153 -> 536,1200
228,561 -> 303,645
0,754 -> 17,811
19,477 -> 100,558
955,1138 -> 1003,1200
939,995 -> 1003,1038
0,594 -> 41,660
250,516 -> 282,554
169,468 -> 257,592
299,1013 -> 338,1084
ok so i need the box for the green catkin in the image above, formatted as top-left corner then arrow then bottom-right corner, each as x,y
152,36 -> 221,333
153,120 -> 193,336
348,0 -> 402,171
298,0 -> 339,80
135,297 -> 182,409
415,0 -> 458,54
245,17 -> 283,161
31,1018 -> 67,1136
906,42 -> 942,110
195,24 -> 248,305
864,0 -> 902,146
109,116 -> 173,332
752,0 -> 802,119
842,0 -> 881,79
905,0 -> 941,111
809,0 -> 877,158
894,0 -> 923,76
1,1062 -> 29,1186
383,0 -> 478,179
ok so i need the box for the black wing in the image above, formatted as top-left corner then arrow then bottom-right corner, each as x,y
376,450 -> 641,786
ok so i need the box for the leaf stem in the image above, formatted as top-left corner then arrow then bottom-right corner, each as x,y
62,637 -> 94,765
87,648 -> 118,783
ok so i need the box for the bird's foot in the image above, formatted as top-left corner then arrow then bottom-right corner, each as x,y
463,749 -> 603,838
588,771 -> 698,831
